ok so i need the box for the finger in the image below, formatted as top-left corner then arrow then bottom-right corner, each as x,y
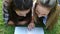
28,23 -> 35,30
28,25 -> 32,30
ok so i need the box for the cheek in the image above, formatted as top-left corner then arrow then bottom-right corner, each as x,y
36,6 -> 42,11
39,8 -> 50,14
45,9 -> 51,14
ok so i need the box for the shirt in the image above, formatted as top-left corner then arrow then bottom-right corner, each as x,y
3,0 -> 10,23
43,16 -> 47,25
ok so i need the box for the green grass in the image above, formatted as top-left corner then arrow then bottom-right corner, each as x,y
0,0 -> 60,34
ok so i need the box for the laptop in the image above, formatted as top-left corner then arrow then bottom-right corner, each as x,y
14,27 -> 44,34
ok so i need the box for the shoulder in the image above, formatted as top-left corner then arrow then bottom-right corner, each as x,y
3,0 -> 12,5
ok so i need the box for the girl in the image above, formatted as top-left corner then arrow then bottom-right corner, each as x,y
33,0 -> 58,30
3,0 -> 34,29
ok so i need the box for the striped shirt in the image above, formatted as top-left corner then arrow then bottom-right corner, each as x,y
3,0 -> 12,23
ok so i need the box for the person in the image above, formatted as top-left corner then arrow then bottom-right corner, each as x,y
33,0 -> 58,30
3,0 -> 35,30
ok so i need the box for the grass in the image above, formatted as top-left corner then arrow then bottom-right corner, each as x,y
0,0 -> 60,34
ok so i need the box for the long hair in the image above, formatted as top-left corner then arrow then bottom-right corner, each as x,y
34,0 -> 59,30
46,0 -> 59,30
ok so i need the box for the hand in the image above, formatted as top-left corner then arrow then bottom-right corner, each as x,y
8,20 -> 14,25
28,22 -> 35,30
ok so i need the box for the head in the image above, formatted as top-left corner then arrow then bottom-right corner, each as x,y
34,0 -> 58,29
34,0 -> 56,17
12,0 -> 33,16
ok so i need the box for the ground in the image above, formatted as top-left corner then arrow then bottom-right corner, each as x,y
0,0 -> 60,34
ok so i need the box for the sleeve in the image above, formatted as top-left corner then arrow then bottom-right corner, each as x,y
43,16 -> 47,25
2,0 -> 12,24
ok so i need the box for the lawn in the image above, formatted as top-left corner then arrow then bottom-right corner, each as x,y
0,0 -> 60,34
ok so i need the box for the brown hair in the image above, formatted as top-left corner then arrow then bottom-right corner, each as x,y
46,0 -> 59,30
34,0 -> 59,30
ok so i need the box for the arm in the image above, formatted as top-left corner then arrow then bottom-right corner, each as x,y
3,0 -> 12,24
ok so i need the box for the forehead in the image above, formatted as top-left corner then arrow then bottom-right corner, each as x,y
36,3 -> 51,10
35,5 -> 51,12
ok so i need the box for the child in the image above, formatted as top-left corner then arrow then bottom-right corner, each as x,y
33,0 -> 58,30
3,0 -> 34,29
